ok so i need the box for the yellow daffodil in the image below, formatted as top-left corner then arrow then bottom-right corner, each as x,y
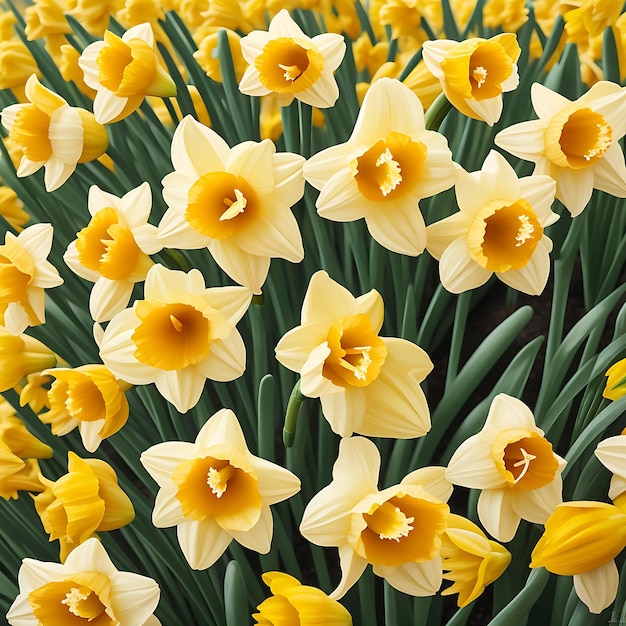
158,116 -> 305,295
0,398 -> 52,499
0,39 -> 41,101
0,185 -> 29,231
1,75 -> 109,191
239,9 -> 346,108
65,0 -> 122,36
78,22 -> 176,124
440,514 -> 511,607
564,0 -> 623,42
64,183 -> 161,322
426,150 -> 558,295
304,78 -> 457,256
0,327 -> 56,392
17,371 -> 51,413
0,223 -> 63,335
530,501 -> 626,613
6,537 -> 161,625
445,393 -> 565,542
40,364 -> 130,452
33,452 -> 135,561
594,429 -> 626,501
602,358 -> 626,401
494,81 -> 626,217
140,408 -> 301,570
24,0 -> 71,41
300,436 -> 452,598
422,33 -> 521,126
482,0 -> 529,32
194,29 -> 248,83
253,572 -> 352,625
275,270 -> 433,438
99,263 -> 252,413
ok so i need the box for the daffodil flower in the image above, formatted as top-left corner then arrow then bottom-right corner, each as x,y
0,74 -> 108,191
531,501 -> 626,613
0,223 -> 63,335
601,359 -> 626,401
6,537 -> 161,626
445,393 -> 565,542
33,452 -> 135,561
304,77 -> 457,256
40,364 -> 131,453
140,409 -> 301,570
595,429 -> 626,501
275,270 -> 433,438
253,572 -> 352,625
99,264 -> 252,413
64,183 -> 161,322
440,514 -> 511,607
495,81 -> 626,216
300,436 -> 452,598
239,9 -> 346,108
78,22 -> 176,124
158,116 -> 305,295
422,33 -> 521,126
426,150 -> 558,295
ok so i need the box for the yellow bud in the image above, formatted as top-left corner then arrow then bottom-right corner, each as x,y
76,109 -> 109,162
0,329 -> 57,392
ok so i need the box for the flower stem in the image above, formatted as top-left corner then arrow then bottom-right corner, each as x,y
283,379 -> 306,447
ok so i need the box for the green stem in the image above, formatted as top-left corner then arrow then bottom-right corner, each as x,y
283,379 -> 306,447
424,92 -> 453,132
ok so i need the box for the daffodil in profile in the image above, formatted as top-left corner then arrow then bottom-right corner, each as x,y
594,429 -> 626,501
303,77 -> 457,256
78,22 -> 176,124
495,81 -> 626,216
239,9 -> 346,108
300,436 -> 452,598
426,150 -> 558,295
531,501 -> 626,613
441,514 -> 511,607
0,74 -> 108,191
40,364 -> 130,452
99,264 -> 252,413
253,572 -> 352,625
445,393 -> 565,542
158,115 -> 305,295
0,223 -> 63,335
602,359 -> 626,401
6,537 -> 161,626
140,408 -> 301,570
422,33 -> 521,126
275,270 -> 433,438
33,452 -> 135,561
64,183 -> 161,322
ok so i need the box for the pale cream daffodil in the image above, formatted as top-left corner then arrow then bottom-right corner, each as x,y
422,33 -> 521,126
239,9 -> 346,108
303,77 -> 457,256
275,270 -> 433,438
495,81 -> 626,217
6,537 -> 161,626
140,408 -> 301,570
531,501 -> 626,614
594,429 -> 626,501
426,150 -> 558,296
0,223 -> 63,335
99,264 -> 252,413
158,116 -> 305,295
0,74 -> 108,191
64,183 -> 162,322
445,394 -> 565,542
78,22 -> 176,124
300,436 -> 452,598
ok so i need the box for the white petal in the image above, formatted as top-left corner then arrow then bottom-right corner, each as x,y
477,489 -> 521,542
315,170 -> 371,222
207,239 -> 270,294
4,302 -> 30,335
152,487 -> 185,527
170,115 -> 229,176
229,506 -> 273,553
446,436 -> 506,489
482,394 -> 537,436
43,156 -> 76,192
592,143 -> 626,198
253,457 -> 300,504
301,271 -> 358,325
64,241 -> 100,282
518,175 -> 558,226
402,466 -> 453,503
531,82 -> 571,118
154,368 -> 206,413
329,544 -> 368,600
195,408 -> 248,450
196,332 -> 246,382
90,278 -> 134,322
274,322 -> 329,372
304,143 -> 357,191
555,166 -> 594,217
177,520 -> 232,570
496,238 -> 552,296
140,441 -> 197,486
374,557 -> 442,596
510,473 -> 563,524
465,95 -> 503,126
595,435 -> 626,477
118,182 -> 152,227
494,119 -> 547,161
320,388 -> 366,437
78,419 -> 105,453
573,562 -> 619,614
109,571 -> 160,625
426,213 -> 472,260
93,89 -> 127,125
438,237 -> 492,293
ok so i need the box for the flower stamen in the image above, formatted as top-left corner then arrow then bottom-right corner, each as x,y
278,63 -> 302,82
207,464 -> 235,498
512,447 -> 536,483
61,587 -> 89,616
220,189 -> 247,221
365,501 -> 415,542
472,66 -> 488,88
515,214 -> 535,247
375,148 -> 402,196
585,123 -> 611,161
169,314 -> 183,332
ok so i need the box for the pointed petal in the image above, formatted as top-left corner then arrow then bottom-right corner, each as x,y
229,506 -> 273,553
438,237 -> 492,293
320,388 -> 366,436
154,368 -> 206,413
592,143 -> 626,198
494,120 -> 547,161
93,90 -> 127,125
518,175 -> 558,226
573,562 -> 618,614
315,170 -> 370,222
151,487 -> 185,527
497,238 -> 552,296
197,332 -> 246,382
177,519 -> 232,569
329,545 -> 368,600
374,557 -> 442,596
465,95 -> 503,126
304,143 -> 357,191
477,489 -> 521,542
426,214 -> 472,260
171,115 -> 229,176
274,322 -> 329,372
109,571 -> 160,625
531,82 -> 571,119
207,238 -> 270,294
253,457 -> 300,504
301,271 -> 358,325
89,278 -> 134,322
510,473 -> 563,525
402,466 -> 453,503
446,436 -> 506,489
555,166 -> 594,217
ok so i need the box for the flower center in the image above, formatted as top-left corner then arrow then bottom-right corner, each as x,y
10,105 -> 52,162
354,132 -> 427,202
132,300 -> 212,370
472,66 -> 488,88
256,37 -> 324,94
0,254 -> 31,306
492,429 -> 559,490
186,172 -> 258,240
97,32 -> 157,97
358,491 -> 449,566
551,107 -> 613,169
173,450 -> 262,528
468,41 -> 513,99
76,207 -> 150,280
466,199 -> 543,273
322,314 -> 387,387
